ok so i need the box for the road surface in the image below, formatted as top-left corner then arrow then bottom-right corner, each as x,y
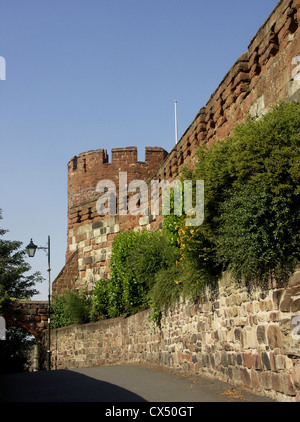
0,363 -> 274,403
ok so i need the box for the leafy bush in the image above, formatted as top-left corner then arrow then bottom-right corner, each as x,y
161,190 -> 220,302
91,230 -> 178,319
90,278 -> 109,320
148,264 -> 183,327
216,183 -> 299,284
184,101 -> 300,285
51,290 -> 91,328
192,102 -> 300,212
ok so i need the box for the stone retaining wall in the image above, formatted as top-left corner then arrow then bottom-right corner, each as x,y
49,269 -> 300,402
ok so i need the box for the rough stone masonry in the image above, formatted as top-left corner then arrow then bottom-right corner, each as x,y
49,269 -> 300,402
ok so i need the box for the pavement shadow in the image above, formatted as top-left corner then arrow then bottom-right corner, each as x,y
0,369 -> 147,402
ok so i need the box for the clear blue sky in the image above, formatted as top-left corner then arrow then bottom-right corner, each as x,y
0,0 -> 278,300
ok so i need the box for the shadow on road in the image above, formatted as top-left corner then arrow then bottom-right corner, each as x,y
0,370 -> 147,402
0,364 -> 276,403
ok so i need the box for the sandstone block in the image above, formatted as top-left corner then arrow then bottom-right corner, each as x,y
240,367 -> 251,389
252,353 -> 262,370
103,216 -> 116,227
257,325 -> 266,344
82,256 -> 93,265
92,221 -> 103,229
244,326 -> 258,349
267,325 -> 283,349
250,368 -> 260,390
96,234 -> 107,244
291,298 -> 300,312
292,363 -> 300,390
272,373 -> 296,396
261,352 -> 271,370
261,371 -> 273,390
244,352 -> 253,369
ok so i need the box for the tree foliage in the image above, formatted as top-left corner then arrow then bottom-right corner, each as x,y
0,327 -> 36,374
192,102 -> 300,284
51,290 -> 91,328
0,210 -> 43,313
0,209 -> 43,372
91,230 -> 178,319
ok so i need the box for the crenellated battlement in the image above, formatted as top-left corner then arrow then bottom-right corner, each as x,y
68,146 -> 167,172
67,146 -> 167,209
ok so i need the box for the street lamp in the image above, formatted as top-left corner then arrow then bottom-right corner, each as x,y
26,236 -> 51,371
26,239 -> 38,257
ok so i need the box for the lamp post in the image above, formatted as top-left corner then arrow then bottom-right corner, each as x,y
26,236 -> 51,371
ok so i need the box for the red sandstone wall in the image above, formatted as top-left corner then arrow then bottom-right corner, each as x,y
51,251 -> 79,296
52,0 -> 300,296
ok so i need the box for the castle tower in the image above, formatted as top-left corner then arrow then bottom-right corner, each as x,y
53,146 -> 167,294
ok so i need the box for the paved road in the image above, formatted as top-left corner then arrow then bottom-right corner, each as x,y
0,363 -> 274,403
